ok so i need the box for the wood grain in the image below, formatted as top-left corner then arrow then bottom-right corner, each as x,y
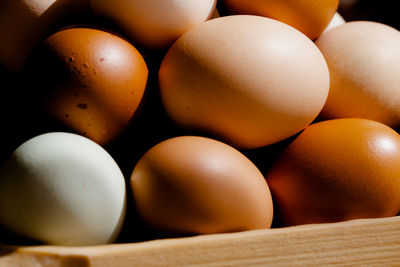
1,216 -> 399,266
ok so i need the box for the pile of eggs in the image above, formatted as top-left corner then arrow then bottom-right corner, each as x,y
1,0 -> 400,246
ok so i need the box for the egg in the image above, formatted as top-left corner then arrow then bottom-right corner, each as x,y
217,0 -> 339,40
0,132 -> 126,245
0,0 -> 91,72
322,12 -> 345,34
316,21 -> 400,128
90,0 -> 216,50
159,15 -> 330,149
26,27 -> 148,145
266,118 -> 400,226
130,136 -> 273,235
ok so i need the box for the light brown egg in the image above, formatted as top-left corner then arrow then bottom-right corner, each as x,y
159,15 -> 330,149
130,136 -> 273,235
316,21 -> 400,128
90,0 -> 216,50
0,0 -> 91,72
217,0 -> 339,40
26,27 -> 148,145
266,118 -> 400,226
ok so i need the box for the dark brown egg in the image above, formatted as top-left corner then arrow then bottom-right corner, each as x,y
266,119 -> 400,227
26,27 -> 148,145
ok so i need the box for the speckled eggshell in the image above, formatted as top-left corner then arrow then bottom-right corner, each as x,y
217,0 -> 339,40
159,15 -> 330,149
266,118 -> 400,227
130,136 -> 274,235
0,0 -> 91,72
90,0 -> 216,50
0,132 -> 126,245
316,21 -> 400,128
27,27 -> 148,145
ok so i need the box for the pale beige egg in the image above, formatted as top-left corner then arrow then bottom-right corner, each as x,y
159,15 -> 330,149
316,21 -> 400,128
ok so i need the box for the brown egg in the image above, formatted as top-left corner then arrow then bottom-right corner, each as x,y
159,15 -> 329,149
217,0 -> 339,40
0,0 -> 92,72
316,21 -> 400,128
266,118 -> 400,227
90,0 -> 216,50
130,136 -> 273,235
26,27 -> 148,145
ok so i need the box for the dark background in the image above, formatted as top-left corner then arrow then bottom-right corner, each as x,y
339,0 -> 399,30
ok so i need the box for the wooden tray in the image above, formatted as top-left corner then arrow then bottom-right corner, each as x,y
1,216 -> 399,266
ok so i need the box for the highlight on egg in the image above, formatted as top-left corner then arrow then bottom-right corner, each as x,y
0,132 -> 126,245
90,0 -> 217,50
159,15 -> 330,149
130,136 -> 274,235
25,27 -> 148,145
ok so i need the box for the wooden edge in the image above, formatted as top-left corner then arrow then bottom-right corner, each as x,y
1,216 -> 399,266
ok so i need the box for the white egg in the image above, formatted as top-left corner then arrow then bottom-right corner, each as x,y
90,0 -> 216,50
0,0 -> 91,72
0,132 -> 126,246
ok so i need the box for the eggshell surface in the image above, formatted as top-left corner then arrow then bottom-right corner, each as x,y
316,21 -> 400,128
90,0 -> 216,50
159,15 -> 330,149
130,136 -> 273,235
0,0 -> 91,72
0,132 -> 126,245
27,27 -> 148,145
217,0 -> 339,40
266,119 -> 400,227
